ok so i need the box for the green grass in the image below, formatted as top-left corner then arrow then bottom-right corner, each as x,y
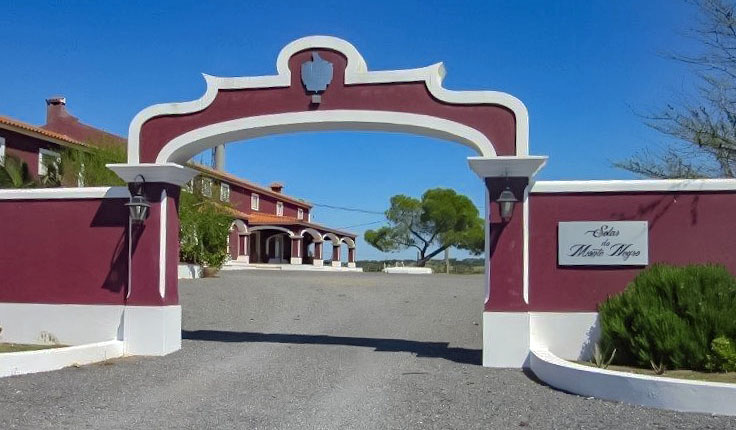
575,361 -> 736,384
0,343 -> 63,353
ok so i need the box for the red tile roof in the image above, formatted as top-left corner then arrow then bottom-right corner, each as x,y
0,116 -> 90,150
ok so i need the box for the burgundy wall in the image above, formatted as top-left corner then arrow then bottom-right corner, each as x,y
228,183 -> 308,217
0,197 -> 128,304
138,49 -> 517,163
0,129 -> 62,178
527,191 -> 736,312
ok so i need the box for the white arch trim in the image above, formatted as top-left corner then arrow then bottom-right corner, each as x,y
299,228 -> 323,242
127,35 -> 528,163
230,219 -> 248,234
340,237 -> 356,248
322,232 -> 340,246
249,225 -> 299,238
156,110 -> 496,163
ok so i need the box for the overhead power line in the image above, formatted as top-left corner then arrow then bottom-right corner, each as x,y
311,202 -> 384,215
338,220 -> 386,229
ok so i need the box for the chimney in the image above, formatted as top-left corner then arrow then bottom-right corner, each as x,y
269,182 -> 284,193
214,144 -> 225,171
45,96 -> 69,124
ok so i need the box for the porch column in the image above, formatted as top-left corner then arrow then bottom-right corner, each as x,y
290,236 -> 303,265
468,156 -> 547,368
347,247 -> 356,268
331,244 -> 341,267
313,241 -> 324,267
238,234 -> 250,263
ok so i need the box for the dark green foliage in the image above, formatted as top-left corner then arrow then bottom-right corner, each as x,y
0,155 -> 35,188
179,191 -> 232,269
599,264 -> 736,372
707,336 -> 736,372
59,145 -> 126,187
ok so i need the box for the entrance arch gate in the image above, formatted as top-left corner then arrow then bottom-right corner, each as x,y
109,36 -> 547,366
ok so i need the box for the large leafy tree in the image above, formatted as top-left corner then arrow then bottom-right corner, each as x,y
617,0 -> 736,178
365,188 -> 484,266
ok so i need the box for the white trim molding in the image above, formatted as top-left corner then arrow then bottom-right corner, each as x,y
127,35 -> 529,163
532,178 -> 736,194
0,186 -> 129,200
159,189 -> 168,299
107,163 -> 198,186
468,156 -> 548,179
156,110 -> 497,163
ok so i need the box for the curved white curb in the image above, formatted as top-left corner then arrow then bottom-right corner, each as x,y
529,347 -> 736,416
0,340 -> 124,378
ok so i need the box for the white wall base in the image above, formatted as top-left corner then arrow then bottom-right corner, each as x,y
347,262 -> 356,268
483,311 -> 600,368
483,311 -> 530,368
0,340 -> 124,378
331,261 -> 341,267
290,257 -> 302,265
178,263 -> 203,279
530,312 -> 599,360
237,255 -> 250,263
123,305 -> 181,356
313,259 -> 323,267
0,303 -> 124,346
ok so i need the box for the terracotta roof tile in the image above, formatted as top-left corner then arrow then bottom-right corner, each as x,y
0,116 -> 90,149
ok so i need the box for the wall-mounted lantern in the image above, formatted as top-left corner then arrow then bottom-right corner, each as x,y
125,175 -> 150,223
496,185 -> 519,223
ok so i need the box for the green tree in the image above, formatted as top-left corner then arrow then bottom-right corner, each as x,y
365,188 -> 484,266
617,0 -> 736,178
0,155 -> 35,188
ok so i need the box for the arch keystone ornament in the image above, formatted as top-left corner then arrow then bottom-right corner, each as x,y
108,35 -> 548,365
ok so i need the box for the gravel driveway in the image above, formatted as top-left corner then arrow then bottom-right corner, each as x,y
1,270 -> 734,429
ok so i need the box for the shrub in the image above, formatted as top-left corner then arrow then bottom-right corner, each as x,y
707,336 -> 736,372
599,264 -> 736,372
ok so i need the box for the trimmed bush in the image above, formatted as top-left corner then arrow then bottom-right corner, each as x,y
599,264 -> 736,372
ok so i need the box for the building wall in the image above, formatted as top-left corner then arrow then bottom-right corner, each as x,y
527,191 -> 736,312
0,129 -> 62,178
226,181 -> 309,218
0,194 -> 129,305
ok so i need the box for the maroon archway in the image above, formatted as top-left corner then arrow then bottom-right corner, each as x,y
109,36 -> 547,361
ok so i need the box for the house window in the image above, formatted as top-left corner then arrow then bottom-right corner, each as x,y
276,201 -> 284,217
251,193 -> 260,211
220,183 -> 230,202
38,148 -> 60,176
0,137 -> 5,165
184,179 -> 193,193
201,178 -> 213,197
297,208 -> 303,220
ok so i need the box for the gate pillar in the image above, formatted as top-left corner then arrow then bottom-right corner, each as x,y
109,163 -> 198,356
469,156 -> 547,367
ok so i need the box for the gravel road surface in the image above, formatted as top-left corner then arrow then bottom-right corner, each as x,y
1,270 -> 734,429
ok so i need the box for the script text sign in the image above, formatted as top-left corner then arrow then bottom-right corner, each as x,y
558,221 -> 648,266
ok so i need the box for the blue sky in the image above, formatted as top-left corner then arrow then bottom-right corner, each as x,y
1,1 -> 698,260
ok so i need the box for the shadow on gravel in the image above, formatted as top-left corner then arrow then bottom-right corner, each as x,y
182,330 -> 481,365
